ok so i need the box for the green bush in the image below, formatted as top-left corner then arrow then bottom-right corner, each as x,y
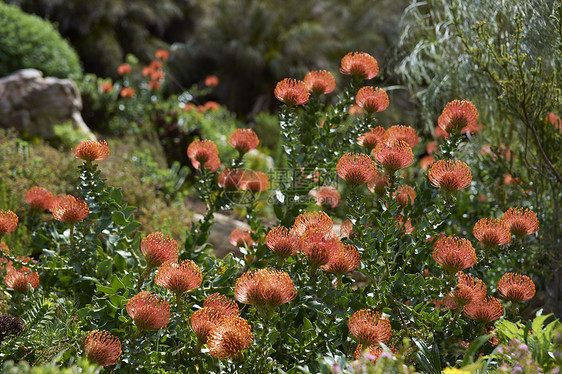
0,3 -> 81,78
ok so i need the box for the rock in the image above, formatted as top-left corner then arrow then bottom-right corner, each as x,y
0,69 -> 94,140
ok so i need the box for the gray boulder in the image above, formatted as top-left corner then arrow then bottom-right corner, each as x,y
0,69 -> 94,140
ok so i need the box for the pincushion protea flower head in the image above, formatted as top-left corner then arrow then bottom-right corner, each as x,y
218,168 -> 245,190
25,186 -> 54,211
367,170 -> 389,196
126,291 -> 170,330
155,49 -> 169,60
74,140 -> 110,161
84,330 -> 122,367
497,273 -> 535,303
444,272 -> 486,310
394,215 -> 415,235
428,160 -> 472,193
140,232 -> 179,269
229,227 -> 255,247
320,243 -> 361,275
265,226 -> 300,259
473,218 -> 511,247
348,309 -> 392,346
354,344 -> 391,362
355,87 -> 389,113
340,52 -> 379,80
303,70 -> 336,94
190,307 -> 224,343
4,265 -> 40,293
207,316 -> 253,359
301,230 -> 341,268
274,78 -> 310,106
314,186 -> 341,208
205,75 -> 219,87
240,171 -> 269,192
291,211 -> 333,238
119,87 -> 135,98
372,140 -> 414,174
394,185 -> 416,208
0,210 -> 18,236
432,235 -> 477,273
547,112 -> 562,131
155,259 -> 202,295
386,125 -> 419,148
463,296 -> 503,323
420,155 -> 436,171
336,153 -> 378,187
52,195 -> 89,224
438,100 -> 479,133
117,63 -> 131,75
187,139 -> 220,172
204,293 -> 240,316
357,127 -> 386,151
234,268 -> 296,317
502,207 -> 539,237
228,129 -> 259,155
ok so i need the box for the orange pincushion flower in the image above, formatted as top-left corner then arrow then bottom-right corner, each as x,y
340,219 -> 355,239
367,170 -> 389,196
4,266 -> 39,293
52,195 -> 89,224
420,155 -> 436,171
274,78 -> 310,106
100,82 -> 113,93
234,268 -> 296,313
241,171 -> 269,192
432,235 -> 477,273
126,291 -> 170,330
147,80 -> 162,90
314,186 -> 341,208
117,63 -> 131,75
357,127 -> 386,151
463,297 -> 503,323
74,140 -> 110,161
447,272 -> 487,309
461,122 -> 483,135
204,293 -> 240,316
0,210 -> 18,235
434,125 -> 450,139
25,186 -> 54,211
155,49 -> 169,60
155,259 -> 202,295
340,52 -> 379,80
497,273 -> 535,303
205,75 -> 219,87
190,307 -> 224,343
229,227 -> 255,247
119,87 -> 135,98
386,125 -> 419,148
84,330 -> 122,367
473,218 -> 511,247
207,316 -> 253,359
372,140 -> 414,174
354,344 -> 393,362
348,105 -> 365,116
301,230 -> 342,268
438,100 -> 479,133
228,128 -> 260,154
187,139 -> 220,172
355,87 -> 389,113
348,309 -> 392,346
265,226 -> 300,259
303,70 -> 336,94
336,153 -> 378,187
218,168 -> 245,190
428,160 -> 472,192
140,232 -> 179,269
426,141 -> 437,155
320,243 -> 361,275
547,112 -> 562,131
502,207 -> 539,237
394,185 -> 416,207
394,215 -> 415,235
292,211 -> 333,238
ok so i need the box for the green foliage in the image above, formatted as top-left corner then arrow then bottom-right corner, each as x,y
0,3 -> 81,78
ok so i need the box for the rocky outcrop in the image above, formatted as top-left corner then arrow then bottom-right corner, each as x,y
0,69 -> 94,140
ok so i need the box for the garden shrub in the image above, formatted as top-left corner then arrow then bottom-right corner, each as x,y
1,46 -> 559,373
0,3 -> 81,78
